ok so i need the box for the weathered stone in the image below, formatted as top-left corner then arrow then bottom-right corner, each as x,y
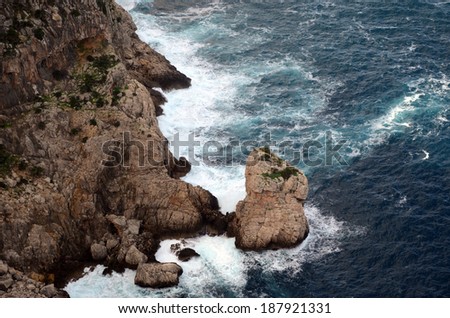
125,245 -> 148,266
106,239 -> 120,250
91,244 -> 108,261
127,219 -> 141,235
0,262 -> 8,276
134,263 -> 183,288
0,278 -> 14,291
233,148 -> 309,250
0,0 -> 224,278
40,284 -> 58,298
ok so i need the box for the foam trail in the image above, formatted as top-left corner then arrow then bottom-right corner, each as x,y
66,204 -> 361,297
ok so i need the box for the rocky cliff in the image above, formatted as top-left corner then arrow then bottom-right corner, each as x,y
231,148 -> 309,250
0,0 -> 226,291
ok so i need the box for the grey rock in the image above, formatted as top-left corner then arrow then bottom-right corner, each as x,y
91,243 -> 108,261
127,219 -> 141,235
125,245 -> 148,266
0,278 -> 14,291
135,263 -> 183,288
40,284 -> 58,298
106,239 -> 119,250
0,262 -> 8,276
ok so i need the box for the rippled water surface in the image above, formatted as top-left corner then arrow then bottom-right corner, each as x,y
66,0 -> 450,297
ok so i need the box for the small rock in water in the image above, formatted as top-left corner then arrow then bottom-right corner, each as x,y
177,248 -> 200,262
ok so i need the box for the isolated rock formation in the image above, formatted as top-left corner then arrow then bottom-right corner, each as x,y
134,263 -> 183,288
0,0 -> 226,285
232,148 -> 309,250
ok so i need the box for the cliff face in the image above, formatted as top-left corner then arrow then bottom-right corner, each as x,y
0,0 -> 225,278
231,148 -> 309,250
0,0 -> 190,113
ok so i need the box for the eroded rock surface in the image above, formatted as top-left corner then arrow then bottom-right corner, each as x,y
134,262 -> 182,288
232,148 -> 309,250
0,0 -> 225,284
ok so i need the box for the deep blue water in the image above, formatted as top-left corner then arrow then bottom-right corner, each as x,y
68,0 -> 450,297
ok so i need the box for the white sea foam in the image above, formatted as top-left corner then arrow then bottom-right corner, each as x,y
66,2 -> 371,298
66,204 -> 359,297
370,93 -> 422,132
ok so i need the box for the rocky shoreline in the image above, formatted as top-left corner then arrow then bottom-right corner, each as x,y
0,0 -> 309,296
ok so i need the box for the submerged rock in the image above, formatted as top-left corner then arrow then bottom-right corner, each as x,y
232,148 -> 309,250
134,263 -> 183,288
177,248 -> 200,262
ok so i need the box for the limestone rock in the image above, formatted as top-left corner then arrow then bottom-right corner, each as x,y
125,245 -> 148,266
233,148 -> 309,250
134,263 -> 183,288
91,244 -> 108,261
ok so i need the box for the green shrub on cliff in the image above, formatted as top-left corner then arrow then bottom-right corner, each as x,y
0,146 -> 17,176
262,166 -> 299,180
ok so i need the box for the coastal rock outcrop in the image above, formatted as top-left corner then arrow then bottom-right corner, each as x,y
232,148 -> 309,250
0,0 -> 226,286
134,263 -> 183,288
0,261 -> 68,298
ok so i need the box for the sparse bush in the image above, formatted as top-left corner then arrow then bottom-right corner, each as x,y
0,146 -> 17,176
69,96 -> 83,110
92,54 -> 119,74
52,70 -> 68,81
0,122 -> 12,129
30,166 -> 44,177
89,119 -> 97,126
262,167 -> 299,180
18,160 -> 28,171
96,97 -> 105,108
111,86 -> 123,106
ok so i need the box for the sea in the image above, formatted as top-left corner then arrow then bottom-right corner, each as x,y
65,0 -> 450,297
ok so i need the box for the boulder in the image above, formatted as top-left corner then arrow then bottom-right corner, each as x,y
134,263 -> 183,288
0,277 -> 13,291
233,148 -> 309,250
177,248 -> 200,262
125,245 -> 148,266
90,244 -> 108,261
0,262 -> 8,276
40,284 -> 58,298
